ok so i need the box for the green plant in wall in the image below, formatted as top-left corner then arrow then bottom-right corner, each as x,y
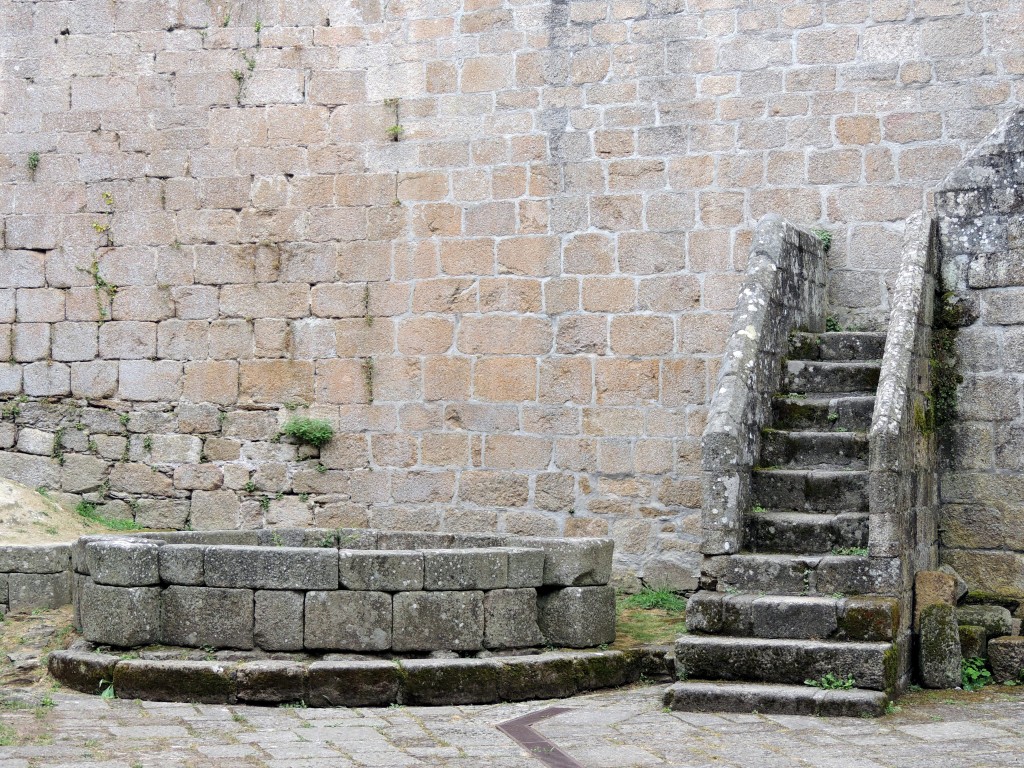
811,227 -> 833,253
362,357 -> 375,404
804,672 -> 855,690
27,151 -> 40,179
384,97 -> 403,141
363,284 -> 374,327
85,259 -> 118,321
280,417 -> 335,448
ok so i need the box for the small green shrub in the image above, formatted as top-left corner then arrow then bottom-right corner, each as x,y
804,672 -> 855,690
76,501 -> 142,531
811,228 -> 833,252
825,316 -> 842,332
620,588 -> 686,613
962,657 -> 992,691
280,417 -> 334,448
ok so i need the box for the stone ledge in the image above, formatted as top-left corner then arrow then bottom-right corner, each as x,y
49,647 -> 673,707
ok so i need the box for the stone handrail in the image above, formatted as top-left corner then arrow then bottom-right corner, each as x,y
868,212 -> 939,562
701,215 -> 827,555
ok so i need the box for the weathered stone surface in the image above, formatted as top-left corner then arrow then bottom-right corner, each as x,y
304,590 -> 392,651
400,658 -> 501,705
914,571 -> 956,632
957,604 -> 1013,639
306,660 -> 402,707
919,603 -> 962,689
989,636 -> 1024,683
506,537 -> 614,586
504,547 -> 545,588
938,564 -> 969,602
255,590 -> 304,651
114,660 -> 237,704
422,549 -> 507,590
161,586 -> 254,649
80,581 -> 161,647
339,550 -> 423,591
159,545 -> 205,585
392,591 -> 484,651
47,650 -> 119,694
959,624 -> 988,660
0,544 -> 71,573
495,654 -> 578,701
8,571 -> 72,612
204,546 -> 338,590
483,588 -> 544,649
236,660 -> 307,703
538,586 -> 616,648
86,540 -> 160,587
752,596 -> 838,640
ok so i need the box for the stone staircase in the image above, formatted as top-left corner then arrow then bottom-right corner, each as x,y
665,331 -> 902,717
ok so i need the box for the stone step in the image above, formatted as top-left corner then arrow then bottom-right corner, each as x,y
685,592 -> 899,642
663,680 -> 889,717
744,510 -> 868,554
674,635 -> 895,691
751,469 -> 868,512
703,553 -> 902,596
783,360 -> 881,394
771,395 -> 875,432
788,332 -> 887,362
760,430 -> 868,470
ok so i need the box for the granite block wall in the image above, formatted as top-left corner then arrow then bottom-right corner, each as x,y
2,0 -> 1023,588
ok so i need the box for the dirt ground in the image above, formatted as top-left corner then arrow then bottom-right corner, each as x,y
0,479 -> 126,546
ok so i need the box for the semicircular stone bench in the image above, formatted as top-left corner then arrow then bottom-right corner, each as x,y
69,528 -> 617,654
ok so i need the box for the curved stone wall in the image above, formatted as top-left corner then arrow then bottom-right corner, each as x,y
71,529 -> 616,652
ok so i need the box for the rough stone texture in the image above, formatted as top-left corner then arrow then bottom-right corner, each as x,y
160,586 -> 254,650
46,650 -> 119,695
8,571 -> 71,612
957,604 -> 1013,639
538,586 -> 616,648
483,588 -> 544,649
0,544 -> 71,574
306,660 -> 402,707
918,603 -> 962,689
80,581 -> 161,647
505,537 -> 613,586
85,540 -> 161,587
159,545 -> 205,586
254,590 -> 304,651
304,590 -> 392,651
989,636 -> 1024,683
422,549 -> 507,590
236,660 -> 307,704
914,571 -> 956,632
959,624 -> 988,661
392,591 -> 484,652
338,550 -> 423,591
937,110 -> 1024,606
203,546 -> 338,590
113,660 -> 236,704
400,659 -> 501,706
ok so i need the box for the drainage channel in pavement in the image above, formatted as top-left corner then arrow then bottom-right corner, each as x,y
497,707 -> 585,768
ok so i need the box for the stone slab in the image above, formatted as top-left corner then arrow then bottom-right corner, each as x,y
86,540 -> 160,587
957,604 -> 1013,638
161,585 -> 255,649
538,586 -> 616,648
392,591 -> 484,652
989,636 -> 1024,683
255,590 -> 304,651
0,544 -> 71,573
483,588 -> 544,649
914,571 -> 956,632
113,660 -> 237,704
422,549 -> 507,590
9,571 -> 72,612
304,590 -> 392,651
306,660 -> 402,707
400,658 -> 501,705
919,603 -> 962,689
47,650 -> 119,695
203,545 -> 338,591
236,660 -> 307,704
502,547 -> 545,588
338,550 -> 423,591
80,581 -> 161,647
159,544 -> 205,586
505,537 -> 614,586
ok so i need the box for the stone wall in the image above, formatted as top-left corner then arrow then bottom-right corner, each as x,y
0,544 -> 73,615
2,0 -> 1023,589
935,108 -> 1024,606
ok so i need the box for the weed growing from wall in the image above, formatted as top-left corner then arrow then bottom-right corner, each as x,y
280,417 -> 335,448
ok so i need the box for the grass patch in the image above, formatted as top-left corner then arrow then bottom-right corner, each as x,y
620,588 -> 686,613
613,592 -> 687,648
76,501 -> 142,532
280,417 -> 334,448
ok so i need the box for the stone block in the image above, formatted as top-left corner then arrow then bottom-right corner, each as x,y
159,545 -> 205,586
304,591 -> 392,651
505,537 -> 614,586
919,603 -> 962,689
135,499 -> 191,530
495,655 -> 579,702
255,590 -> 304,651
422,549 -> 507,590
339,551 -> 423,591
957,604 -> 1013,639
204,546 -> 338,591
114,660 -> 236,704
484,588 -> 544,649
989,636 -> 1024,683
959,624 -> 988,661
161,586 -> 254,649
86,540 -> 160,587
538,586 -> 616,648
504,547 -> 545,588
47,650 -> 119,695
392,591 -> 484,652
0,573 -> 7,605
306,661 -> 402,707
752,596 -> 838,640
8,571 -> 71,612
236,660 -> 307,704
80,581 -> 161,647
914,570 -> 956,632
0,544 -> 70,573
400,658 -> 502,705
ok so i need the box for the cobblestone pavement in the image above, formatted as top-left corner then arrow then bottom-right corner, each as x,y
2,684 -> 1024,768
